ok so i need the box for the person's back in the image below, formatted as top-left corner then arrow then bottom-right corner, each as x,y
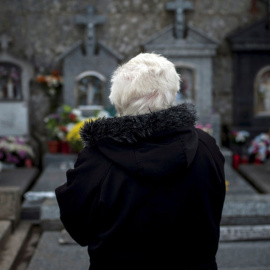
55,53 -> 226,270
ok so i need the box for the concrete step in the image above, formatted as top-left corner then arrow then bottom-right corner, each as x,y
0,221 -> 31,270
27,231 -> 89,270
220,225 -> 270,241
0,221 -> 12,250
217,241 -> 270,269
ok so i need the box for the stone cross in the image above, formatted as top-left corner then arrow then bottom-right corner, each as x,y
0,33 -> 12,52
166,0 -> 194,39
75,6 -> 106,55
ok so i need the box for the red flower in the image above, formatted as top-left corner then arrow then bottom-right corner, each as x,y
69,113 -> 77,122
52,70 -> 60,76
36,75 -> 47,83
59,125 -> 67,133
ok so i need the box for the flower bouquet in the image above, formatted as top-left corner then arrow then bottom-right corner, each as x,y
0,136 -> 35,169
44,105 -> 80,153
247,133 -> 270,163
230,130 -> 250,168
36,71 -> 62,97
231,130 -> 250,145
36,71 -> 63,111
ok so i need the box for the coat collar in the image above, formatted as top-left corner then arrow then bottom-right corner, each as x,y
80,103 -> 197,147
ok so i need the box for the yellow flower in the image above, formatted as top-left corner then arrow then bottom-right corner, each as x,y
225,180 -> 229,191
66,118 -> 96,152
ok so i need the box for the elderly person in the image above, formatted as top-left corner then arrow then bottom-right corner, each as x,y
55,53 -> 226,270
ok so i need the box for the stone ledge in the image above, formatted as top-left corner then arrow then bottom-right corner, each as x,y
0,221 -> 31,270
220,225 -> 270,242
217,241 -> 270,269
238,162 -> 270,194
0,221 -> 11,250
221,195 -> 270,225
0,187 -> 21,226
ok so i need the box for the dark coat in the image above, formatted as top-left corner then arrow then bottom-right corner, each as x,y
55,103 -> 226,270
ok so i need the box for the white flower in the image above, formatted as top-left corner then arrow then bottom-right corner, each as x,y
67,123 -> 76,132
48,88 -> 56,96
97,110 -> 110,118
72,109 -> 82,118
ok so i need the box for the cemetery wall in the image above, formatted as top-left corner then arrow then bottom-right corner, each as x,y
0,0 -> 267,142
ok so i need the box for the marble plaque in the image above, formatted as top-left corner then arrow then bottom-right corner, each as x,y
0,102 -> 28,136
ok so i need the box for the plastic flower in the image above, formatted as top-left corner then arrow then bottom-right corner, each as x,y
231,130 -> 250,145
0,136 -> 34,166
247,133 -> 270,162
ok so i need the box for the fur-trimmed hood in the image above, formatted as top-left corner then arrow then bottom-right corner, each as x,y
80,103 -> 197,147
80,103 -> 198,177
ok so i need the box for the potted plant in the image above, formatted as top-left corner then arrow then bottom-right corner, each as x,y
44,113 -> 62,153
230,130 -> 250,168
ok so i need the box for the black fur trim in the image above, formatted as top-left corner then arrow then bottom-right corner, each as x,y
80,103 -> 197,147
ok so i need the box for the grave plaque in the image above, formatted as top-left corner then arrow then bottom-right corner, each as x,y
0,103 -> 28,136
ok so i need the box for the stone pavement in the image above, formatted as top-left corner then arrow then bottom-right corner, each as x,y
21,154 -> 76,221
0,168 -> 39,197
26,232 -> 89,270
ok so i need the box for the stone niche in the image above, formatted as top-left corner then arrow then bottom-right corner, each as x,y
229,16 -> 270,136
0,34 -> 33,137
143,0 -> 220,145
57,6 -> 123,115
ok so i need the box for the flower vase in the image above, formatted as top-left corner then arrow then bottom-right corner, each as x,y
233,153 -> 241,169
60,141 -> 70,154
47,140 -> 60,153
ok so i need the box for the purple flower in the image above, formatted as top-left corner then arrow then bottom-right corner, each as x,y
18,150 -> 27,159
6,153 -> 20,164
15,137 -> 25,145
50,113 -> 60,119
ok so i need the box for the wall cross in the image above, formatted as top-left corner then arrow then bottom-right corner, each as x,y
166,0 -> 194,39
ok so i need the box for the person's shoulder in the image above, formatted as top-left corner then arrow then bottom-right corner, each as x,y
74,146 -> 107,167
195,128 -> 225,163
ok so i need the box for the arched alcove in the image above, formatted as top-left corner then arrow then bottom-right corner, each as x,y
75,71 -> 106,107
254,66 -> 270,116
175,65 -> 196,104
0,62 -> 22,100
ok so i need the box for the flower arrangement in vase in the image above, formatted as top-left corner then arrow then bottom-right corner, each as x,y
44,105 -> 80,153
247,133 -> 270,164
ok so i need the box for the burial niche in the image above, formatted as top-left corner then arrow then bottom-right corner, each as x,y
255,66 -> 270,116
75,71 -> 106,107
0,62 -> 22,100
175,66 -> 195,104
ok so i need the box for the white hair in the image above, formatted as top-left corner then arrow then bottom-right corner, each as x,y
109,52 -> 180,116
